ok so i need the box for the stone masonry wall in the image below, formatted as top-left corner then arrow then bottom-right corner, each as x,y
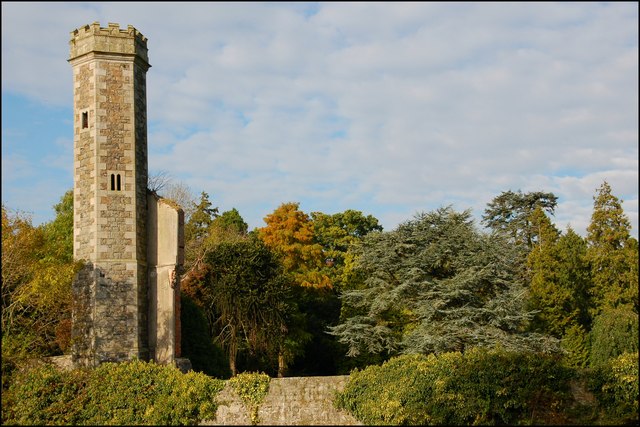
73,61 -> 97,261
70,22 -> 151,366
134,57 -> 150,353
205,376 -> 362,426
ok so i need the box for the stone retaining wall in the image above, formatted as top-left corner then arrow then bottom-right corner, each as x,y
204,375 -> 362,426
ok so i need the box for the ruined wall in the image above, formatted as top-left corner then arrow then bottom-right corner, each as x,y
206,376 -> 362,426
147,193 -> 185,364
69,22 -> 151,366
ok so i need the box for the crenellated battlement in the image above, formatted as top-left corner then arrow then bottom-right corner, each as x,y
69,21 -> 149,66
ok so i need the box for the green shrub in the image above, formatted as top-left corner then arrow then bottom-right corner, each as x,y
228,371 -> 271,425
336,353 -> 460,425
335,347 -> 574,425
1,331 -> 48,391
589,306 -> 638,368
140,369 -> 225,425
445,347 -> 573,425
590,351 -> 639,423
561,324 -> 590,369
1,362 -> 85,425
1,359 -> 225,426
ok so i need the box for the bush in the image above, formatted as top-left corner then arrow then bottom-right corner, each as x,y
561,324 -> 590,369
335,347 -> 574,425
1,359 -> 225,425
335,353 -> 438,425
589,351 -> 639,423
228,371 -> 271,425
1,362 -> 84,425
589,306 -> 638,368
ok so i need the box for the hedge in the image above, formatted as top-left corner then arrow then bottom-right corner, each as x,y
2,359 -> 225,425
335,347 -> 574,425
588,351 -> 639,423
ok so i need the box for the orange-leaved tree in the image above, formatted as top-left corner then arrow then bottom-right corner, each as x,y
257,202 -> 331,289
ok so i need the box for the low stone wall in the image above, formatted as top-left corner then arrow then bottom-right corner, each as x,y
47,355 -> 74,371
204,375 -> 362,426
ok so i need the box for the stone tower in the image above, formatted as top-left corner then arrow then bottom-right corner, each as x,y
69,22 -> 185,368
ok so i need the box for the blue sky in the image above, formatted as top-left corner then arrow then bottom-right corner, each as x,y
2,2 -> 638,238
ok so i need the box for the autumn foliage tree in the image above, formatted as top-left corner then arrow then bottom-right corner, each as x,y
257,202 -> 330,289
2,207 -> 44,341
2,192 -> 81,385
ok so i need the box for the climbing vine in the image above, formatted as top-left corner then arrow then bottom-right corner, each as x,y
229,371 -> 271,425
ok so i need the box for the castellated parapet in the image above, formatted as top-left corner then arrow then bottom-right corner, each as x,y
68,22 -> 163,368
70,22 -> 149,66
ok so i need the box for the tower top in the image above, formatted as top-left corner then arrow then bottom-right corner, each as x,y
69,21 -> 149,66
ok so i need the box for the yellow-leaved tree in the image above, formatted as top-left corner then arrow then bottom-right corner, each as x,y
2,191 -> 82,388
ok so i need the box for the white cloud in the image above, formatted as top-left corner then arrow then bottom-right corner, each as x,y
2,2 -> 637,238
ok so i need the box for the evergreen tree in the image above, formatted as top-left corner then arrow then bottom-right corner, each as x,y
183,192 -> 219,274
185,191 -> 219,242
212,208 -> 248,235
198,237 -> 293,376
561,324 -> 590,369
330,207 -> 557,359
585,181 -> 638,315
589,306 -> 638,368
482,190 -> 558,249
526,210 -> 591,336
180,293 -> 231,379
555,228 -> 592,328
526,207 -> 568,336
206,208 -> 250,249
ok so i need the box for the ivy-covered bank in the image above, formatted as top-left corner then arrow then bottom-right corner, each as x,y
2,350 -> 637,426
1,360 -> 225,426
334,348 -> 639,425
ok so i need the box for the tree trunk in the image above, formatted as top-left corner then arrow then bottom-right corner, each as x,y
277,351 -> 285,378
230,352 -> 236,376
229,337 -> 237,376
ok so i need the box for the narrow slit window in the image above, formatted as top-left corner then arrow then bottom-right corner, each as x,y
110,174 -> 115,191
82,112 -> 88,129
116,174 -> 121,191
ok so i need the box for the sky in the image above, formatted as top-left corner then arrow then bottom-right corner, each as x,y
2,2 -> 638,238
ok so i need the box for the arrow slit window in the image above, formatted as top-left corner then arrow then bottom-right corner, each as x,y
110,173 -> 123,191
